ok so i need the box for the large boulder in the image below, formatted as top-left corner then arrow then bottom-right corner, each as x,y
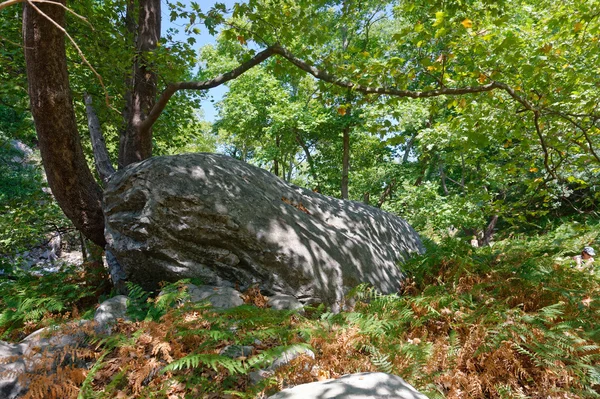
104,153 -> 423,307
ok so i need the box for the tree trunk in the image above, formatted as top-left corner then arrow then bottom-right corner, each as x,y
23,0 -> 106,247
402,130 -> 418,163
341,123 -> 350,200
481,215 -> 499,246
119,0 -> 136,166
295,131 -> 320,191
274,134 -> 280,177
363,191 -> 370,205
439,163 -> 449,195
414,153 -> 430,186
118,0 -> 160,167
377,179 -> 396,208
287,158 -> 293,182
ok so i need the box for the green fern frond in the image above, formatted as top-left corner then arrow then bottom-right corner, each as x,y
162,353 -> 246,374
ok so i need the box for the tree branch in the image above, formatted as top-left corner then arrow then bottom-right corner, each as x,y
272,44 -> 503,98
549,111 -> 600,164
84,93 -> 115,184
533,111 -> 558,180
139,46 -> 277,136
140,44 -> 543,141
377,179 -> 396,208
0,0 -> 23,11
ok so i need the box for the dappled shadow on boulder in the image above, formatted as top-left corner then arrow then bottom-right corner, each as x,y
104,153 -> 424,308
266,372 -> 429,399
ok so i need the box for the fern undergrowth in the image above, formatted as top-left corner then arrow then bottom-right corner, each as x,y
5,220 -> 600,398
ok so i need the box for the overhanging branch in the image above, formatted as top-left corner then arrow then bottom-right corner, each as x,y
272,44 -> 502,98
0,0 -> 23,11
139,46 -> 277,136
141,44 -> 541,140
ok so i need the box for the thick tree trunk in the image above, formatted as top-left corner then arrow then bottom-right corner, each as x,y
23,1 -> 106,247
119,0 -> 136,166
119,0 -> 160,167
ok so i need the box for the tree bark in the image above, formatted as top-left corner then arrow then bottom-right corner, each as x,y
363,191 -> 370,205
439,163 -> 449,195
377,179 -> 396,208
295,131 -> 320,191
402,130 -> 418,163
481,215 -> 499,246
23,0 -> 106,247
118,0 -> 160,167
119,0 -> 136,166
84,93 -> 115,184
274,134 -> 280,177
341,91 -> 353,200
341,123 -> 350,200
287,158 -> 293,182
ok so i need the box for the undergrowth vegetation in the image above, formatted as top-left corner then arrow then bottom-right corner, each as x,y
0,261 -> 110,341
2,221 -> 599,398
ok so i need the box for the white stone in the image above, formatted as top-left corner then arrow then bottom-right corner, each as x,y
267,372 -> 429,399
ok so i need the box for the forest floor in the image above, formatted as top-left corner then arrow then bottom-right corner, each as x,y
1,220 -> 599,399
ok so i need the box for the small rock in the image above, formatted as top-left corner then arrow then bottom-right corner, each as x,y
266,372 -> 429,399
250,346 -> 315,384
249,369 -> 273,384
94,295 -> 129,333
220,345 -> 254,359
270,347 -> 314,370
268,295 -> 304,313
0,320 -> 92,399
186,284 -> 244,309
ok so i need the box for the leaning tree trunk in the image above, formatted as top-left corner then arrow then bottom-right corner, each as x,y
23,0 -> 106,247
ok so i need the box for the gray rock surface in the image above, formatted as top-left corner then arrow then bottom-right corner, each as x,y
186,284 -> 244,309
250,346 -> 315,384
94,295 -> 129,333
268,295 -> 304,312
220,345 -> 254,359
267,372 -> 429,399
270,347 -> 315,370
104,153 -> 424,307
0,341 -> 26,399
21,320 -> 89,353
0,321 -> 91,399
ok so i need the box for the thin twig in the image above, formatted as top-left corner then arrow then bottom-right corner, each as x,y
0,34 -> 32,49
1,0 -> 91,29
32,0 -> 93,28
0,0 -> 22,12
